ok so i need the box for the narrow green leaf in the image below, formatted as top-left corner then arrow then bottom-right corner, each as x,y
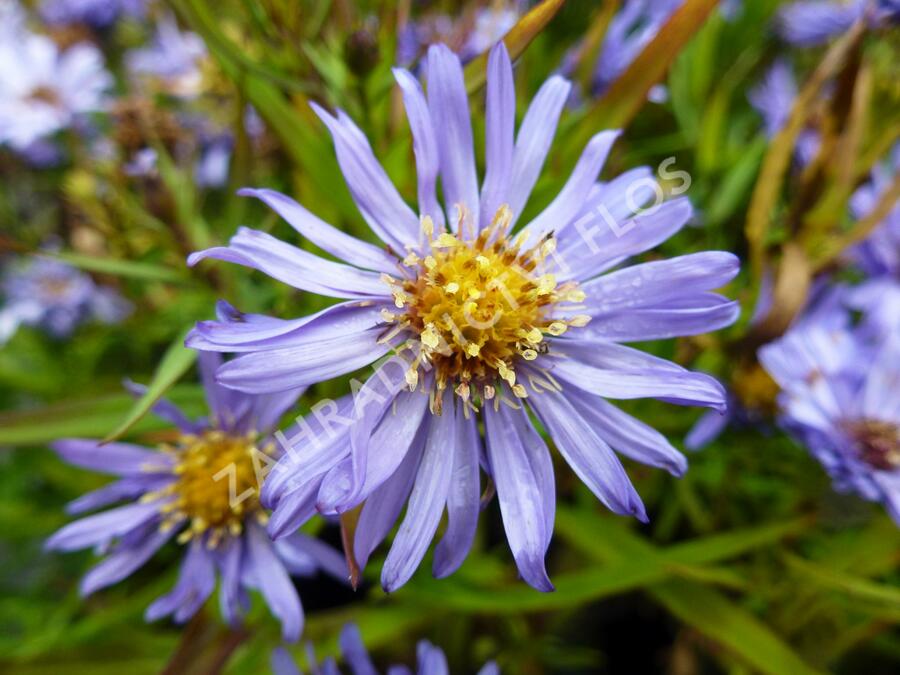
463,0 -> 566,94
52,252 -> 188,284
0,387 -> 204,446
652,582 -> 824,675
786,555 -> 900,609
103,329 -> 197,443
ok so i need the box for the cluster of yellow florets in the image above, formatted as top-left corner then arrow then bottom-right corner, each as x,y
379,206 -> 589,411
147,430 -> 275,548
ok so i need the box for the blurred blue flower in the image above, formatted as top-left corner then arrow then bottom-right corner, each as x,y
398,2 -> 521,66
40,0 -> 145,28
592,0 -> 683,96
759,295 -> 900,523
187,42 -> 738,592
748,60 -> 820,165
0,30 -> 111,152
126,14 -> 207,98
778,0 -> 898,46
848,146 -> 900,278
0,256 -> 130,344
44,354 -> 343,642
271,623 -> 498,675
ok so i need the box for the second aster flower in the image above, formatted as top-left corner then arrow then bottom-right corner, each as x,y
188,43 -> 740,592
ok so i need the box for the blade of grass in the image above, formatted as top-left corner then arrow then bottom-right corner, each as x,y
102,328 -> 197,443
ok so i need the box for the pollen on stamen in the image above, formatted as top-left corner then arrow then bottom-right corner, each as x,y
151,430 -> 263,548
379,205 -> 587,408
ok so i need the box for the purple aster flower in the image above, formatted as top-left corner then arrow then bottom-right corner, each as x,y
0,256 -> 130,343
0,31 -> 111,152
187,43 -> 739,592
759,296 -> 900,523
460,5 -> 520,61
848,146 -> 900,278
271,623 -> 498,675
40,0 -> 146,28
592,0 -> 683,96
44,353 -> 344,642
748,60 -> 820,166
775,0 -> 900,46
126,14 -> 207,98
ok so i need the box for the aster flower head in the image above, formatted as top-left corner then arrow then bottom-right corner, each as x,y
40,0 -> 146,28
592,0 -> 683,96
748,60 -> 821,166
271,623 -> 498,675
777,0 -> 898,46
0,256 -> 130,344
44,353 -> 345,641
0,30 -> 111,151
848,145 -> 900,279
188,42 -> 739,592
126,14 -> 207,98
759,298 -> 900,523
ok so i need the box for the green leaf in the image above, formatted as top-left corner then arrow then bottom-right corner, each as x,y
103,328 -> 197,443
0,386 -> 204,446
786,554 -> 900,609
652,581 -> 824,675
463,0 -> 566,94
51,252 -> 188,284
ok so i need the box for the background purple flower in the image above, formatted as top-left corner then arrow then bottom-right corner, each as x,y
40,0 -> 146,28
0,256 -> 130,343
271,623 -> 499,675
44,354 -> 345,642
126,14 -> 207,98
0,30 -> 111,151
759,294 -> 900,523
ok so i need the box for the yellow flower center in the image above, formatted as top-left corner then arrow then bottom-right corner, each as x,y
381,206 -> 589,410
151,430 -> 274,547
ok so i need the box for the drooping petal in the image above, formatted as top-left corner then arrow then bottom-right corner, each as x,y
238,188 -> 398,272
318,387 -> 430,513
416,641 -> 450,675
353,427 -> 425,571
484,403 -> 553,592
66,476 -> 170,515
277,532 -> 349,583
311,103 -> 420,251
216,536 -> 244,627
80,527 -> 174,596
267,480 -> 320,540
479,42 -> 515,230
507,75 -> 572,226
45,501 -> 162,552
393,67 -> 445,230
528,390 -> 647,520
51,439 -> 171,475
433,411 -> 481,578
382,392 -> 456,592
565,387 -> 688,476
339,623 -> 379,675
188,227 -> 387,299
145,540 -> 216,623
244,522 -> 304,643
507,404 -> 556,552
426,44 -> 479,232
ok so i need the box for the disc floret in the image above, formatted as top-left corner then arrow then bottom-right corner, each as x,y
381,206 -> 589,407
148,430 -> 274,547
